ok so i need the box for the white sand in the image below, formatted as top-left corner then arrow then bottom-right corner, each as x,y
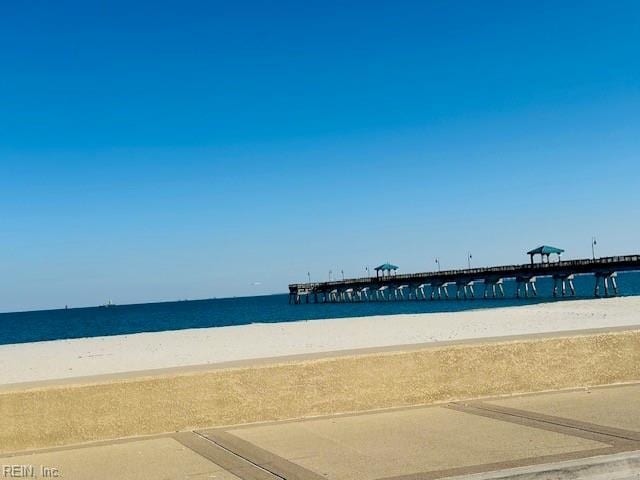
0,297 -> 638,386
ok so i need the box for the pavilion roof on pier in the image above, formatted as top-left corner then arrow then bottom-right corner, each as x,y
527,245 -> 565,255
375,263 -> 399,272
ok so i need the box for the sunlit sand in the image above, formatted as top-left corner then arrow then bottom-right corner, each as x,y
0,296 -> 638,386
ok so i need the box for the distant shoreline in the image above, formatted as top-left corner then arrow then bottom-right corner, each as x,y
0,291 -> 288,316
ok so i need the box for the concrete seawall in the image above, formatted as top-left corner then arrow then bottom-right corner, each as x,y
2,329 -> 639,454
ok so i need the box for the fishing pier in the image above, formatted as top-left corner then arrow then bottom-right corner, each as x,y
288,251 -> 640,304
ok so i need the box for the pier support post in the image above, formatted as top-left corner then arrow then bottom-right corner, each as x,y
430,282 -> 449,300
553,274 -> 575,297
515,277 -> 537,298
594,272 -> 618,297
456,281 -> 475,300
395,285 -> 408,301
345,289 -> 354,302
412,285 -> 419,300
483,279 -> 504,299
418,284 -> 428,300
430,283 -> 441,300
377,286 -> 388,301
359,287 -> 370,301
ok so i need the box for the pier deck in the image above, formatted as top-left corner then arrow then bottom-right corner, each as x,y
289,255 -> 640,303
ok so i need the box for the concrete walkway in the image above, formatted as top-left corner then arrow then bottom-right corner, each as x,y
2,383 -> 639,479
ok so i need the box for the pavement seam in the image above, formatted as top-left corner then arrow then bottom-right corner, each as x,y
461,401 -> 640,444
374,448 -> 617,480
183,431 -> 285,480
197,429 -> 327,480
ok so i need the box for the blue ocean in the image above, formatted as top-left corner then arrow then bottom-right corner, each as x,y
1,271 -> 639,346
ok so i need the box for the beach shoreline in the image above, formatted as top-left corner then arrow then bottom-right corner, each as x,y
1,296 -> 638,386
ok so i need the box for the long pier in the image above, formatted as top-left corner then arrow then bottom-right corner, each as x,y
288,255 -> 640,304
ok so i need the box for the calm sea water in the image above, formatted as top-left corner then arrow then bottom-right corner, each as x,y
1,271 -> 639,346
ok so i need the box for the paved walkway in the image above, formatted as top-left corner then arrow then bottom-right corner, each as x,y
2,383 -> 639,479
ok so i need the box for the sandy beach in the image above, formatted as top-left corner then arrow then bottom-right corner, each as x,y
1,296 -> 638,386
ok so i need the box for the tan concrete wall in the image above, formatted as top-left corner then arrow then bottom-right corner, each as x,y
1,329 -> 639,454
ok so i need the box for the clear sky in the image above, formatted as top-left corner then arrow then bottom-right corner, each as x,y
1,1 -> 639,312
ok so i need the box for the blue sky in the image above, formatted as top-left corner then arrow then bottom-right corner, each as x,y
1,1 -> 639,311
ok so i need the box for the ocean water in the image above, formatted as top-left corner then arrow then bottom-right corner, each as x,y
1,271 -> 639,346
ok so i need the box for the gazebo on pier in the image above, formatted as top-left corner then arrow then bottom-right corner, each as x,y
527,245 -> 564,264
375,263 -> 398,278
